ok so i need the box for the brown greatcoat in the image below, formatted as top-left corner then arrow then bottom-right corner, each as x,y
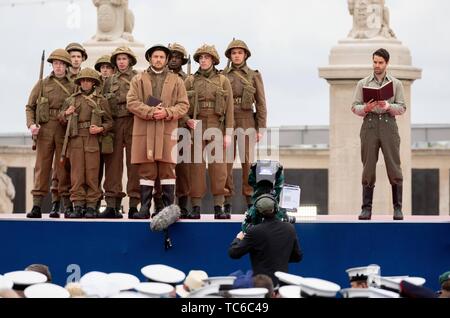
127,69 -> 189,164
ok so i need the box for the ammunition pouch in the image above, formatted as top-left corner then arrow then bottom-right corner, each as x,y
100,133 -> 114,154
70,113 -> 79,137
241,84 -> 256,110
37,96 -> 50,124
214,87 -> 227,117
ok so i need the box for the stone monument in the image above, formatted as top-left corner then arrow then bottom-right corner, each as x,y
83,0 -> 147,70
0,160 -> 15,213
319,0 -> 421,215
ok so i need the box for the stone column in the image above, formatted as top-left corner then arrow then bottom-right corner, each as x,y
319,2 -> 421,215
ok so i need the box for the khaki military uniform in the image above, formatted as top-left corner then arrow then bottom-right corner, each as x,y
223,63 -> 267,206
59,90 -> 113,208
185,67 -> 234,207
25,72 -> 76,206
103,68 -> 140,208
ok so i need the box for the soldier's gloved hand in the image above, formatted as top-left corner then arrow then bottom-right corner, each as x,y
29,124 -> 40,136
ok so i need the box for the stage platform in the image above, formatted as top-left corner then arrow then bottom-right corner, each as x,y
0,213 -> 449,291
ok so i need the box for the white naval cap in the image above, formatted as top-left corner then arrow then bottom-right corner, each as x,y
175,270 -> 208,298
140,264 -> 186,284
108,273 -> 140,291
278,285 -> 302,298
0,274 -> 14,290
274,271 -> 304,285
186,284 -> 220,298
134,282 -> 174,298
79,271 -> 121,298
3,270 -> 47,289
379,276 -> 426,291
346,264 -> 380,281
340,287 -> 399,298
300,278 -> 341,298
202,276 -> 236,286
24,283 -> 70,298
109,291 -> 152,298
228,288 -> 269,298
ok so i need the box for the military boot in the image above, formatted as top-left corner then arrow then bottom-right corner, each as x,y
224,204 -> 232,219
187,206 -> 201,219
214,205 -> 228,220
178,196 -> 189,219
392,184 -> 403,221
113,198 -> 124,218
98,197 -> 120,219
132,185 -> 152,219
63,197 -> 74,219
26,206 -> 42,218
67,206 -> 83,219
49,201 -> 60,218
153,196 -> 165,216
154,184 -> 175,218
84,207 -> 98,219
358,186 -> 374,220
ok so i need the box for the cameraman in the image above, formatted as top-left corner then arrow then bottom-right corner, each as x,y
228,195 -> 303,285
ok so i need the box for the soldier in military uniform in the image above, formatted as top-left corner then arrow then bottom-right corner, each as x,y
94,55 -> 115,212
65,42 -> 88,82
127,44 -> 189,219
152,43 -> 190,217
100,47 -> 139,218
184,44 -> 234,219
25,49 -> 76,218
223,39 -> 267,214
59,68 -> 113,218
352,48 -> 406,221
50,43 -> 89,216
94,55 -> 114,93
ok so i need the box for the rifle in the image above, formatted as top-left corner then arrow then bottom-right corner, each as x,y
187,54 -> 191,77
32,50 -> 45,150
226,37 -> 235,70
60,114 -> 72,164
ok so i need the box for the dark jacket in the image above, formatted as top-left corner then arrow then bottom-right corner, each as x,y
228,218 -> 303,285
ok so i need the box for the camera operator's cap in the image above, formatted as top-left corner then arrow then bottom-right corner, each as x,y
134,282 -> 174,298
0,274 -> 14,290
340,287 -> 399,298
275,271 -> 304,286
175,270 -> 208,298
24,283 -> 70,298
228,287 -> 268,298
439,271 -> 450,285
186,284 -> 220,298
141,264 -> 186,284
3,270 -> 47,290
346,264 -> 380,282
203,276 -> 236,286
279,285 -> 302,298
255,196 -> 276,215
108,273 -> 140,291
300,278 -> 341,298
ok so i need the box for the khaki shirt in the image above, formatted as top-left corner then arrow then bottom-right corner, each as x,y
223,63 -> 267,129
104,68 -> 137,117
185,68 -> 234,130
59,90 -> 113,137
25,72 -> 75,128
352,73 -> 406,117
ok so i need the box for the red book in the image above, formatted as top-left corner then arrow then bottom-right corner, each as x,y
362,81 -> 394,103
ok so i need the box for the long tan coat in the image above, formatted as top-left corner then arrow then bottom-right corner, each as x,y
127,70 -> 189,164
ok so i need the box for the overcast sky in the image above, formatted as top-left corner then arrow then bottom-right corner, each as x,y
0,0 -> 449,133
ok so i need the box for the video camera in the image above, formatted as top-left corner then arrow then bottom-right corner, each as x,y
242,160 -> 296,233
